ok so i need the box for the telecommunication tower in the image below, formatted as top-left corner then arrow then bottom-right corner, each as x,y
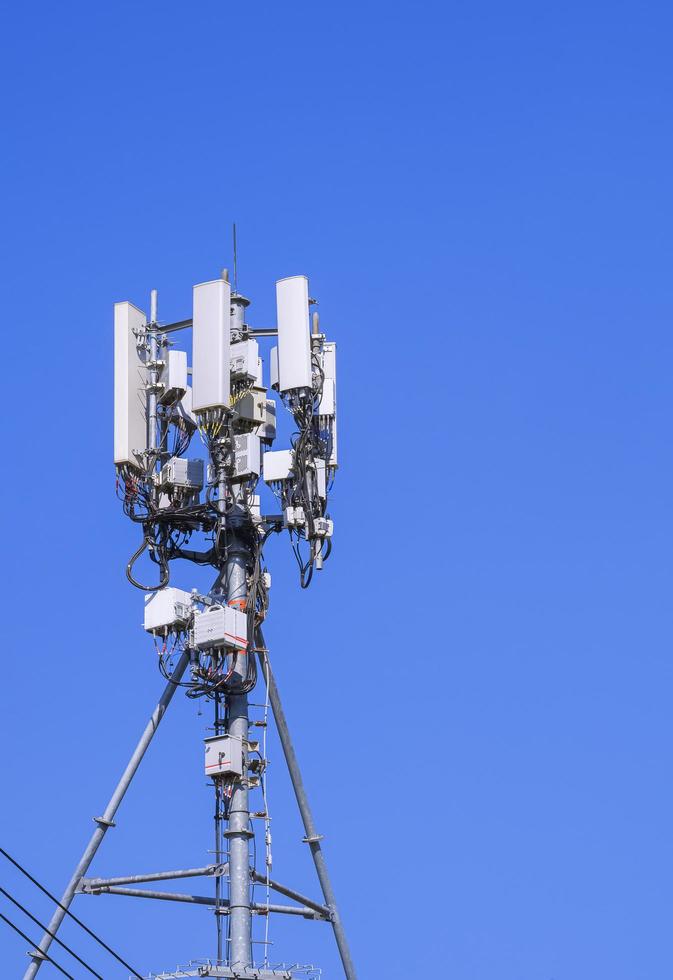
23,266 -> 355,979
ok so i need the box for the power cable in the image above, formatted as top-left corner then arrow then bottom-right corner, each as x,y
0,887 -> 103,978
0,847 -> 144,979
0,911 -> 74,979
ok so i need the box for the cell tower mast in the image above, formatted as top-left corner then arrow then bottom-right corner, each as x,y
23,265 -> 355,980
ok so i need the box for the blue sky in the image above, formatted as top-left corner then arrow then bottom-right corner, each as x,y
1,1 -> 673,977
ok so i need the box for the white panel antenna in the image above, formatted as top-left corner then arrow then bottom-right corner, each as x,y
192,277 -> 231,412
114,301 -> 147,469
276,275 -> 312,392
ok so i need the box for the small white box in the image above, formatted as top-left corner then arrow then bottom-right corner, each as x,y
204,734 -> 243,778
193,605 -> 248,651
159,350 -> 188,406
114,301 -> 147,469
230,339 -> 259,381
263,449 -> 294,483
276,276 -> 312,392
192,278 -> 231,413
144,588 -> 193,633
234,433 -> 261,479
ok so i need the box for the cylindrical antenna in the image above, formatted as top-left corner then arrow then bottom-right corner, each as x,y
221,268 -> 230,283
150,288 -> 158,325
233,223 -> 238,294
312,310 -> 320,336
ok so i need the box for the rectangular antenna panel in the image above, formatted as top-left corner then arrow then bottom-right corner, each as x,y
319,342 -> 336,417
114,301 -> 147,469
276,276 -> 312,392
192,278 -> 231,412
270,346 -> 279,390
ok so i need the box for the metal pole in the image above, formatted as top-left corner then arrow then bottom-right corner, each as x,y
224,538 -> 252,970
148,288 -> 159,463
23,650 -> 190,980
256,629 -> 357,980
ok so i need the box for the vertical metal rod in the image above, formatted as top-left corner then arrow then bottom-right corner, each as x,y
214,695 -> 224,964
23,651 -> 190,980
148,288 -> 159,484
225,542 -> 252,969
256,629 -> 357,980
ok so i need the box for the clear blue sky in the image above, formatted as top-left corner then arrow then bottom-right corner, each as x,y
1,1 -> 672,977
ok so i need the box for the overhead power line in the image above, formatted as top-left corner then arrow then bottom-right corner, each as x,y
0,910 -> 74,979
0,886 -> 103,979
0,847 -> 144,979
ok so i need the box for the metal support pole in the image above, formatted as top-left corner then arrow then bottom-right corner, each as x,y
148,288 -> 159,462
23,650 -> 190,980
256,629 -> 357,980
224,539 -> 252,969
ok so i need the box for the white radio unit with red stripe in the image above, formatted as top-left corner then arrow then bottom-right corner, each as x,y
192,604 -> 248,652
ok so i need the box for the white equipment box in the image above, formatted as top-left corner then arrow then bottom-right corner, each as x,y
114,301 -> 147,469
160,457 -> 204,490
234,434 -> 261,479
192,278 -> 231,412
263,448 -> 294,483
176,385 -> 197,430
193,605 -> 247,651
204,734 -> 243,778
257,399 -> 277,443
276,276 -> 312,392
230,339 -> 259,381
159,350 -> 188,406
235,389 -> 266,426
144,588 -> 193,633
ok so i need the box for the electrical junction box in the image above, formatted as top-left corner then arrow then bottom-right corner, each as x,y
283,505 -> 305,529
193,605 -> 248,651
233,434 -> 261,479
263,449 -> 294,483
313,517 -> 334,539
270,346 -> 279,390
257,399 -> 277,444
234,389 -> 266,426
204,734 -> 243,778
160,456 -> 204,491
159,349 -> 188,406
230,339 -> 259,382
192,278 -> 231,413
144,587 -> 193,633
114,301 -> 147,469
276,276 -> 312,392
